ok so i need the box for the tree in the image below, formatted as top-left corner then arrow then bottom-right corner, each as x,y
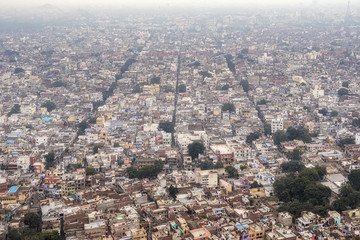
77,120 -> 89,136
281,161 -> 305,173
214,161 -> 224,169
188,142 -> 205,160
45,152 -> 56,170
352,118 -> 360,128
150,76 -> 160,84
240,80 -> 249,93
93,146 -> 100,154
24,212 -> 42,231
7,228 -> 22,240
299,168 -> 320,182
342,81 -> 349,88
315,165 -> 327,180
318,108 -> 328,116
264,123 -> 272,136
222,102 -> 235,112
168,185 -> 179,200
221,84 -> 230,91
86,167 -> 96,175
127,166 -> 138,179
273,130 -> 287,146
199,161 -> 214,170
250,181 -> 263,188
349,169 -> 360,191
199,71 -> 212,79
338,88 -> 349,97
331,110 -> 338,117
14,67 -> 24,74
43,101 -> 56,112
158,121 -> 174,133
338,137 -> 355,148
178,84 -> 186,93
132,84 -> 142,93
286,148 -> 303,161
257,99 -> 267,105
225,166 -> 238,178
51,81 -> 67,88
7,104 -> 21,117
114,142 -> 120,147
246,132 -> 261,144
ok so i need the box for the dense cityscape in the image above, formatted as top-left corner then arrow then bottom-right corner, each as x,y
1,1 -> 360,239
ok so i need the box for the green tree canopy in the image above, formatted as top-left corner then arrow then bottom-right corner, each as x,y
286,148 -> 303,161
221,84 -> 230,91
222,102 -> 235,112
188,141 -> 205,160
246,132 -> 261,144
349,169 -> 360,191
45,152 -> 56,170
338,88 -> 349,97
199,71 -> 212,79
150,76 -> 160,84
240,80 -> 249,93
281,160 -> 305,173
178,84 -> 186,93
168,185 -> 179,200
158,121 -> 175,133
225,166 -> 238,178
7,104 -> 21,117
43,101 -> 56,112
86,167 -> 97,175
24,212 -> 42,231
338,137 -> 355,148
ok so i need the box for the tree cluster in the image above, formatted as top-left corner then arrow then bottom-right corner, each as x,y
274,166 -> 330,218
126,160 -> 164,179
246,132 -> 261,144
222,102 -> 235,112
45,152 -> 56,170
281,160 -> 305,173
51,80 -> 67,88
7,104 -> 21,117
240,80 -> 249,93
92,100 -> 105,112
273,127 -> 312,146
257,99 -> 267,105
168,185 -> 179,200
43,101 -> 56,112
86,166 -> 96,175
221,84 -> 230,91
352,118 -> 360,128
199,71 -> 212,79
120,58 -> 136,73
178,84 -> 186,93
199,161 -> 223,170
338,88 -> 349,97
225,54 -> 236,74
14,67 -> 24,74
188,142 -> 205,160
338,137 -> 355,148
77,120 -> 89,136
286,148 -> 303,161
225,166 -> 238,178
158,121 -> 175,133
150,76 -> 160,84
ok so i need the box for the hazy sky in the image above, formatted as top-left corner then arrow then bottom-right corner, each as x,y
1,0 -> 354,8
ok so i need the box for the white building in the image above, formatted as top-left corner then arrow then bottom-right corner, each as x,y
195,170 -> 218,187
271,118 -> 283,134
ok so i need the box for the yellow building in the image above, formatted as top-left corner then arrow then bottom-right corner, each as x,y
250,187 -> 266,198
143,85 -> 160,94
132,228 -> 147,240
96,116 -> 105,126
99,129 -> 108,141
248,224 -> 266,240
